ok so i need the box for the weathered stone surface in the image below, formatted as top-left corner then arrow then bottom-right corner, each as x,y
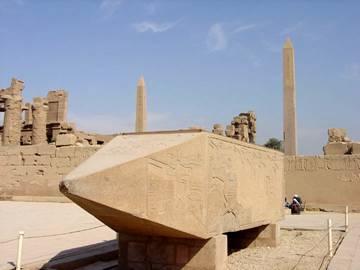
118,232 -> 227,270
56,134 -> 77,146
46,90 -> 68,124
352,142 -> 360,154
1,78 -> 24,146
60,131 -> 284,239
328,128 -> 350,143
323,142 -> 350,155
225,112 -> 256,144
24,102 -> 32,125
283,38 -> 297,156
32,97 -> 48,145
135,76 -> 147,132
0,145 -> 100,198
212,124 -> 224,136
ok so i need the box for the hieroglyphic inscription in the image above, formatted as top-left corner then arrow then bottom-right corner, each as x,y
207,136 -> 283,235
146,136 -> 206,232
285,155 -> 360,172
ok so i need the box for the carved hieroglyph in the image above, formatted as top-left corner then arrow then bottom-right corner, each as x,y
135,76 -> 147,132
60,131 -> 284,239
283,38 -> 297,156
285,155 -> 360,210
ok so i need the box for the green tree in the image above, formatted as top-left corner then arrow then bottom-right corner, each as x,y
264,138 -> 283,151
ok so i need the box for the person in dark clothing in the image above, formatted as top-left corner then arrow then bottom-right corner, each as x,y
291,194 -> 302,215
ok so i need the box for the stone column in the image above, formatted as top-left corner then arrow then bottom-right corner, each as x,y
283,38 -> 297,155
2,97 -> 22,145
135,75 -> 147,132
24,102 -> 33,125
1,78 -> 24,146
32,97 -> 48,145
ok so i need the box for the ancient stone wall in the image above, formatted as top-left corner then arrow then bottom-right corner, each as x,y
285,155 -> 360,211
0,145 -> 100,199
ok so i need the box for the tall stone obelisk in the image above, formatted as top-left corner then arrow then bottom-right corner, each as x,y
135,75 -> 147,132
283,38 -> 297,155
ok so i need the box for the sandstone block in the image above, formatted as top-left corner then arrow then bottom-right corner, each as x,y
20,145 -> 38,156
56,134 -> 77,147
0,155 -> 22,166
51,157 -> 71,168
323,142 -> 350,155
56,146 -> 76,158
74,146 -> 100,158
328,128 -> 350,143
20,145 -> 56,156
118,232 -> 227,270
23,155 -> 51,166
61,131 -> 284,239
352,142 -> 360,155
37,144 -> 56,156
0,146 -> 21,156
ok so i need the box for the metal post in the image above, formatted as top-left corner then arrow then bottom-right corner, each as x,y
16,231 -> 24,270
345,206 -> 349,232
328,219 -> 333,257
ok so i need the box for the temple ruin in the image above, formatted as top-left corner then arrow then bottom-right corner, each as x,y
323,128 -> 360,155
213,111 -> 257,144
0,78 -> 113,147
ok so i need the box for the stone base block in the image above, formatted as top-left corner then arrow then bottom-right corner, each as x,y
56,134 -> 77,146
118,233 -> 227,270
323,142 -> 350,155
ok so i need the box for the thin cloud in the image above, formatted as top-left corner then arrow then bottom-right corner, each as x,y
144,2 -> 156,14
280,21 -> 305,36
233,24 -> 257,33
342,64 -> 360,80
133,21 -> 176,33
100,0 -> 123,17
206,23 -> 227,52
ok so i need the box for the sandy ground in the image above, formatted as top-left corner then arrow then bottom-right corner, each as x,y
227,229 -> 343,270
0,201 -> 116,270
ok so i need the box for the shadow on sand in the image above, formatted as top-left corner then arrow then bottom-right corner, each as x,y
38,239 -> 118,270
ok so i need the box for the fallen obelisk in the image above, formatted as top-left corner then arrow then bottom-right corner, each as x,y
60,130 -> 284,270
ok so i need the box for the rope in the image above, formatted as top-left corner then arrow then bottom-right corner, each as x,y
0,224 -> 105,245
290,231 -> 329,270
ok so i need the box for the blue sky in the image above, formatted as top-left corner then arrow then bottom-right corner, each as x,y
0,0 -> 359,155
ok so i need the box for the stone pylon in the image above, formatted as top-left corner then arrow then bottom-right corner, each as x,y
283,38 -> 297,156
135,75 -> 147,132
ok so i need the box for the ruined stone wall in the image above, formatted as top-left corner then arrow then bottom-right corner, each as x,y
285,155 -> 360,211
0,145 -> 100,199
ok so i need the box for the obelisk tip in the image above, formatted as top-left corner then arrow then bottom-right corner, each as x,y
284,37 -> 293,49
137,75 -> 145,87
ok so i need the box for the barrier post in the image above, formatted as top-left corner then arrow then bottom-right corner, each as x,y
328,219 -> 333,257
16,231 -> 24,270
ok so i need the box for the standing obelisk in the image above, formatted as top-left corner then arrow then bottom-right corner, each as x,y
135,75 -> 147,132
283,38 -> 297,155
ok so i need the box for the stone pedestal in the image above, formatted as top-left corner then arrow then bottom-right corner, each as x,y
118,233 -> 227,270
